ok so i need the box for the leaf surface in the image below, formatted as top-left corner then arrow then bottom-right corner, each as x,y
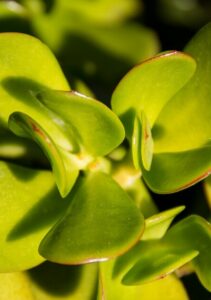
39,172 -> 144,264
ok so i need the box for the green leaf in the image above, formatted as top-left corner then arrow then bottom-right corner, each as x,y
0,161 -> 68,272
122,241 -> 198,285
146,22 -> 211,192
98,259 -> 188,300
9,112 -> 79,197
0,33 -> 75,153
142,145 -> 211,193
39,172 -> 144,264
132,111 -> 154,171
111,51 -> 196,137
142,206 -> 185,240
36,90 -> 125,156
163,215 -> 211,291
116,215 -> 211,291
27,262 -> 98,300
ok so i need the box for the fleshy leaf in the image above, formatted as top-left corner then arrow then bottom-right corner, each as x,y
163,215 -> 211,291
98,259 -> 188,300
39,172 -> 144,264
8,112 -> 79,197
122,241 -> 198,285
36,90 -> 125,156
0,161 -> 68,272
142,206 -> 185,240
0,33 -> 75,153
111,51 -> 196,137
117,215 -> 211,291
146,23 -> 211,192
154,23 -> 211,153
142,146 -> 211,193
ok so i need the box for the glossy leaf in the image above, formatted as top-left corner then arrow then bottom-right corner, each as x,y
27,262 -> 98,300
98,259 -> 188,300
116,215 -> 211,291
122,241 -> 198,285
142,206 -> 185,240
132,111 -> 154,171
111,51 -> 196,137
0,161 -> 69,272
39,172 -> 144,264
9,112 -> 79,197
142,144 -> 211,193
0,33 -> 75,153
144,22 -> 211,192
36,90 -> 125,156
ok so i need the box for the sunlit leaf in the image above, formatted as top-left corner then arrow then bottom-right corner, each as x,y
143,206 -> 185,240
111,51 -> 196,137
39,172 -> 144,264
122,241 -> 198,285
36,90 -> 125,156
0,161 -> 68,272
0,33 -> 74,153
98,258 -> 188,300
9,112 -> 79,197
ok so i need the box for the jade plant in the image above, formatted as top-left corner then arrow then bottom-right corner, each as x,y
0,18 -> 211,300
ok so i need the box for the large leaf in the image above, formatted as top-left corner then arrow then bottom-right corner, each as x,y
154,22 -> 211,153
39,172 -> 144,264
143,22 -> 211,192
36,90 -> 125,157
0,161 -> 68,272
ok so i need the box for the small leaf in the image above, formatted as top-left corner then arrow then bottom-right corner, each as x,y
99,258 -> 188,300
9,112 -> 79,197
132,111 -> 154,171
143,206 -> 185,240
122,241 -> 198,285
39,172 -> 144,264
36,90 -> 125,156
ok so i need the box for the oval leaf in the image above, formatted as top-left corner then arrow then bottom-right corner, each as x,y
39,172 -> 144,264
36,90 -> 125,156
111,51 -> 196,137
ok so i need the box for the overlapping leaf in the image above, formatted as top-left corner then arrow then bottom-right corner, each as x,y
39,172 -> 144,264
98,259 -> 188,300
36,90 -> 125,157
112,23 -> 211,193
113,212 -> 211,292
